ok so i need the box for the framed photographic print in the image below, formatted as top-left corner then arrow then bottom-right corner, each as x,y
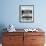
19,5 -> 34,23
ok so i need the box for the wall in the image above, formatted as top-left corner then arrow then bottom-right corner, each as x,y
0,0 -> 46,29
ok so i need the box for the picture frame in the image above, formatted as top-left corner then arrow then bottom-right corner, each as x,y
19,5 -> 34,23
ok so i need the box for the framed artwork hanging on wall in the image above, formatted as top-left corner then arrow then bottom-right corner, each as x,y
19,5 -> 34,23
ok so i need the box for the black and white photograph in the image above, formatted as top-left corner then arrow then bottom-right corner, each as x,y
19,5 -> 34,23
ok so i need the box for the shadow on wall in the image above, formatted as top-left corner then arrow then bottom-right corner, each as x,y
0,24 -> 7,43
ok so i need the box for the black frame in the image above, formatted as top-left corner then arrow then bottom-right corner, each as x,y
19,5 -> 34,23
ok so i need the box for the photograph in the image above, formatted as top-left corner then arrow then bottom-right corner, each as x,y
19,5 -> 34,23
